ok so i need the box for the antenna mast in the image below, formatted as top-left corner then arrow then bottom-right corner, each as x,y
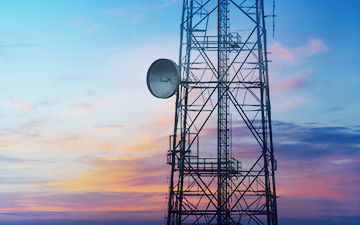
165,0 -> 278,224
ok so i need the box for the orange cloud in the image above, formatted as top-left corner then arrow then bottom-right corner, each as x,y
0,192 -> 166,214
38,155 -> 169,195
0,101 -> 173,154
1,162 -> 33,169
0,133 -> 20,149
0,131 -> 123,153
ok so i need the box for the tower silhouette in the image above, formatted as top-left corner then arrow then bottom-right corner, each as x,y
165,0 -> 278,224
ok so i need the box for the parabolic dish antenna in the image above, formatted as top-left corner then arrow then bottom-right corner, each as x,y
147,58 -> 180,99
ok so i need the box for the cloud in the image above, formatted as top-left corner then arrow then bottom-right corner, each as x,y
0,154 -> 25,165
0,97 -> 174,156
270,42 -> 294,62
1,162 -> 33,169
216,120 -> 360,203
1,120 -> 358,222
271,122 -> 360,202
39,154 -> 169,194
273,122 -> 360,158
301,37 -> 329,57
5,99 -> 56,119
278,196 -> 360,219
0,129 -> 125,153
89,125 -> 124,131
40,133 -> 124,153
275,96 -> 311,110
270,37 -> 328,64
68,103 -> 95,116
267,39 -> 327,110
271,69 -> 313,94
0,191 -> 167,214
8,99 -> 33,111
62,99 -> 114,117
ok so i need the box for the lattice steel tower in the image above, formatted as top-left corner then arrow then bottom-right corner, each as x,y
165,0 -> 278,224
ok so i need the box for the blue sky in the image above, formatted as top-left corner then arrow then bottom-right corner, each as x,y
269,0 -> 360,127
0,0 -> 359,224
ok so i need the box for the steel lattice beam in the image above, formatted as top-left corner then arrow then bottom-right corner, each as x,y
166,1 -> 278,224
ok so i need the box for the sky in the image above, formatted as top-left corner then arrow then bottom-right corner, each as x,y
0,0 -> 359,224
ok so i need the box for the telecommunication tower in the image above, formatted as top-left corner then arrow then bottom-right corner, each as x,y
147,0 -> 278,224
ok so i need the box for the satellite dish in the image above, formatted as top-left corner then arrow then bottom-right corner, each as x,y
147,58 -> 180,99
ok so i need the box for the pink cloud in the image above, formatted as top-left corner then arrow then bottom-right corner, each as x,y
69,102 -> 95,116
271,69 -> 313,94
0,192 -> 167,218
278,196 -> 360,219
307,38 -> 328,55
270,42 -> 294,62
8,98 -> 33,111
269,37 -> 328,64
276,157 -> 360,202
297,37 -> 329,57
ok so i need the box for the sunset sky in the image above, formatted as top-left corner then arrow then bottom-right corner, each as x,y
0,0 -> 359,225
